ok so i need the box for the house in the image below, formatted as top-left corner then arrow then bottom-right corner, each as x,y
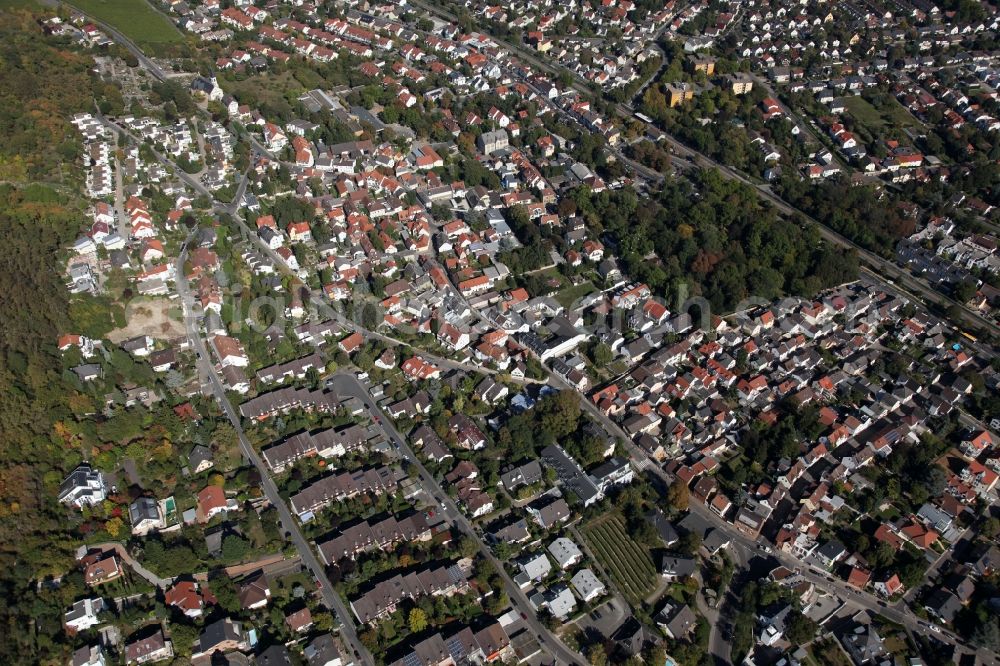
660,554 -> 697,581
541,444 -> 603,506
71,646 -> 107,666
874,573 -> 904,598
239,574 -> 271,610
165,581 -> 206,619
212,335 -> 249,367
757,604 -> 792,646
59,464 -> 107,508
656,601 -> 698,639
589,457 -> 634,492
475,376 -> 509,404
478,129 -> 509,155
125,628 -> 173,665
189,445 -> 214,473
286,607 -> 314,633
128,497 -> 165,536
924,589 -> 962,624
534,585 -> 576,620
338,331 -> 364,354
449,414 -> 487,450
527,497 -> 570,529
570,568 -> 605,602
303,634 -> 346,666
548,538 -> 583,569
147,348 -> 176,373
840,624 -> 888,666
65,598 -> 104,631
258,645 -> 294,666
647,511 -> 680,547
401,356 -> 442,380
194,617 -> 249,657
121,335 -> 154,357
518,552 -> 553,581
84,554 -> 122,586
962,430 -> 994,457
501,460 -> 543,492
813,539 -> 847,569
197,485 -> 229,523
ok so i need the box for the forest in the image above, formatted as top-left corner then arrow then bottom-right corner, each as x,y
568,169 -> 859,312
0,9 -> 127,662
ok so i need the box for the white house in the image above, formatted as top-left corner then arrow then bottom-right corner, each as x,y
58,464 -> 107,508
570,569 -> 605,602
65,598 -> 104,632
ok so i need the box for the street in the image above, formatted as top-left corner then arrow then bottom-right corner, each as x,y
325,373 -> 589,666
174,209 -> 375,666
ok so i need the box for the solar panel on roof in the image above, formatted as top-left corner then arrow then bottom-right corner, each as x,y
445,636 -> 467,660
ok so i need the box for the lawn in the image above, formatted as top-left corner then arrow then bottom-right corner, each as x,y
582,514 -> 657,606
219,70 -> 306,113
555,280 -> 597,309
69,0 -> 184,52
844,96 -> 919,130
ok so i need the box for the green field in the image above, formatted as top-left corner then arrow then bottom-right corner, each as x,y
582,514 -> 657,606
844,96 -> 919,130
555,280 -> 597,309
69,0 -> 184,52
0,0 -> 42,9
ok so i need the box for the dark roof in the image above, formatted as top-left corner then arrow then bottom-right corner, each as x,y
256,645 -> 293,666
199,618 -> 242,653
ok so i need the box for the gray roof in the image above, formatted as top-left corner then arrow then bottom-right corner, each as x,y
501,460 -> 543,491
129,497 -> 159,524
189,444 -> 213,469
257,644 -> 293,666
657,601 -> 697,637
647,512 -> 679,545
660,554 -> 697,578
303,634 -> 343,666
199,618 -> 243,653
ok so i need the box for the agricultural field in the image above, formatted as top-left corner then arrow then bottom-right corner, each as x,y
70,0 -> 184,53
582,514 -> 657,606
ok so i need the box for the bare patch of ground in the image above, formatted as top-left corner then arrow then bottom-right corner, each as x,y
108,297 -> 186,342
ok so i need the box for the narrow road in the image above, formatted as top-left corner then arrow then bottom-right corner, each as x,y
61,1 -> 170,81
113,153 -> 126,238
87,542 -> 174,588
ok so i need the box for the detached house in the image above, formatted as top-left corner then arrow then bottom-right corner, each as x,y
59,464 -> 107,508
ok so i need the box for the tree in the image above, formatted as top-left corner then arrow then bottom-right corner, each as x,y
587,644 -> 608,666
592,342 -> 613,366
408,607 -> 428,634
221,534 -> 251,562
785,611 -> 818,645
105,516 -> 124,538
667,480 -> 690,511
211,574 -> 240,613
971,618 -> 1000,652
459,536 -> 479,559
678,531 -> 702,555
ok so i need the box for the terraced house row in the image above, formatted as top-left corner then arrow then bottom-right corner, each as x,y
350,563 -> 471,624
262,424 -> 370,472
316,512 -> 433,565
290,465 -> 404,517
